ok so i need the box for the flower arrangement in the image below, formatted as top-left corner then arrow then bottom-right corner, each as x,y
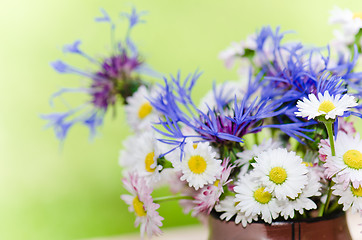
44,6 -> 362,240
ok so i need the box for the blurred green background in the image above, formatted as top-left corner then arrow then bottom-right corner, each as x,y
2,0 -> 362,239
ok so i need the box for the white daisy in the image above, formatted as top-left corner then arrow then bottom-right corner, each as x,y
219,41 -> 246,69
125,85 -> 159,132
338,117 -> 357,135
295,91 -> 357,120
279,172 -> 321,220
234,174 -> 281,224
235,138 -> 281,176
119,131 -> 163,186
215,196 -> 258,227
329,6 -> 362,37
219,35 -> 257,69
330,29 -> 354,54
169,141 -> 222,190
324,132 -> 362,188
252,148 -> 309,200
329,7 -> 354,25
121,172 -> 164,239
329,7 -> 362,55
332,181 -> 362,214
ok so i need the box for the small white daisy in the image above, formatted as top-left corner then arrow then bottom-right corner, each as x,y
329,7 -> 362,54
125,85 -> 159,132
219,35 -> 257,69
330,7 -> 354,25
215,196 -> 258,227
219,41 -> 246,69
119,131 -> 163,186
332,181 -> 362,214
234,174 -> 281,224
235,138 -> 281,176
295,91 -> 357,120
330,29 -> 354,55
338,117 -> 357,135
169,141 -> 222,190
252,148 -> 309,200
121,172 -> 164,239
329,6 -> 362,37
324,132 -> 362,188
279,172 -> 321,220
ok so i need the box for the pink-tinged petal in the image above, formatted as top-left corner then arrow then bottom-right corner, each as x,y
121,172 -> 164,239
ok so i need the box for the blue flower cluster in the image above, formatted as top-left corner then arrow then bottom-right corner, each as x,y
150,70 -> 314,157
150,26 -> 362,157
43,8 -> 153,141
254,27 -> 362,119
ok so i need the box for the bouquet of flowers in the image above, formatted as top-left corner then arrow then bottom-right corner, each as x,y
44,6 -> 362,239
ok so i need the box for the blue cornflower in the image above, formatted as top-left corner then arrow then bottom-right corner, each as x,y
43,8 -> 155,141
150,70 -> 313,158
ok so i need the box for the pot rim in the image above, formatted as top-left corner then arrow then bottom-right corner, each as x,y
210,209 -> 346,225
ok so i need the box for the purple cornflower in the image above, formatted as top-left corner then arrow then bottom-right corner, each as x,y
92,52 -> 142,109
43,8 -> 156,141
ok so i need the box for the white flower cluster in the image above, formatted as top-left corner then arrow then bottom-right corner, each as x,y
215,147 -> 322,226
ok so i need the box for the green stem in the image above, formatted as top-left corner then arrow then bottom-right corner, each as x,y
324,121 -> 336,157
153,195 -> 193,203
327,198 -> 340,214
318,202 -> 326,217
321,120 -> 336,216
319,180 -> 335,216
254,133 -> 259,145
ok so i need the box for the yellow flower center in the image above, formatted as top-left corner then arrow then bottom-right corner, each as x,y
302,162 -> 313,167
351,185 -> 362,197
254,187 -> 272,204
145,152 -> 156,172
353,12 -> 362,19
193,143 -> 198,149
214,180 -> 220,187
343,150 -> 362,169
138,102 -> 153,119
318,100 -> 335,114
269,167 -> 287,184
133,196 -> 147,217
188,155 -> 207,174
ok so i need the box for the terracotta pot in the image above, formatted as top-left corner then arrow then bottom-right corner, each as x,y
208,211 -> 352,240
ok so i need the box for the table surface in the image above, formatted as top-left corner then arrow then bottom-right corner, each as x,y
87,210 -> 362,240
